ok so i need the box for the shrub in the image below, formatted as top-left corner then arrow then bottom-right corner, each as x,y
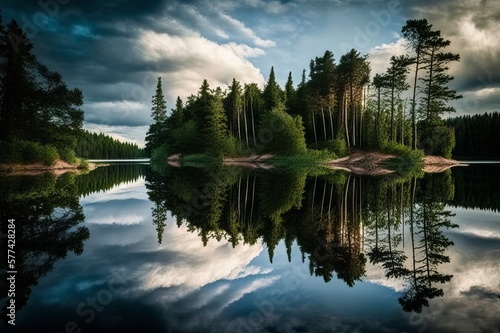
309,138 -> 348,157
419,125 -> 455,159
382,142 -> 424,176
0,140 -> 60,165
258,106 -> 307,155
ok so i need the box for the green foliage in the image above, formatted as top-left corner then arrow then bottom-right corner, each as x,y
75,130 -> 146,159
309,137 -> 348,157
445,111 -> 500,157
418,125 -> 455,158
0,139 -> 59,165
258,105 -> 307,155
204,95 -> 237,157
145,77 -> 168,156
0,17 -> 83,162
382,142 -> 425,176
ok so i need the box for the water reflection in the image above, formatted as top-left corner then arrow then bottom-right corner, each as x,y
0,164 -> 147,324
146,167 -> 458,313
2,163 -> 498,332
0,173 -> 88,324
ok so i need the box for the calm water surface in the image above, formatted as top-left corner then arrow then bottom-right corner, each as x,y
1,162 -> 499,333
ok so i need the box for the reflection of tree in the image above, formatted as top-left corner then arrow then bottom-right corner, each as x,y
0,173 -> 89,323
303,175 -> 366,286
399,172 -> 457,312
76,163 -> 146,197
146,165 -> 458,313
450,164 -> 500,212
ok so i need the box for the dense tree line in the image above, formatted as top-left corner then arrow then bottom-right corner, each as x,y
0,13 -> 84,164
445,112 -> 500,157
146,19 -> 460,160
74,130 -> 146,159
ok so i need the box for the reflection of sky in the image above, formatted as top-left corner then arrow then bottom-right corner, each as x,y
6,176 -> 500,333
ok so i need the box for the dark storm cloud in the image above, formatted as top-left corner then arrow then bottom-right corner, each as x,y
400,0 -> 500,112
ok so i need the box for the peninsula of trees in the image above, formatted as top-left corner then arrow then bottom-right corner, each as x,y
147,19 -> 462,166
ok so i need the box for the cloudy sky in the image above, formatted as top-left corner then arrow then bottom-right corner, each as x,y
2,0 -> 500,146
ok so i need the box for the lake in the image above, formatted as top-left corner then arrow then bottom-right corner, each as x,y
1,162 -> 499,333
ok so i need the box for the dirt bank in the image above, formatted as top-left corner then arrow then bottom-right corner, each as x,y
326,152 -> 460,176
326,152 -> 396,176
223,154 -> 274,169
0,159 -> 98,176
422,155 -> 460,173
166,152 -> 460,175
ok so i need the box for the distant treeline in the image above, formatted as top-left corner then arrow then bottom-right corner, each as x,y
74,130 -> 147,159
445,112 -> 500,157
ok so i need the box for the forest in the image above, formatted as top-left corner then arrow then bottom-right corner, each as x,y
146,19 -> 462,163
445,111 -> 500,158
0,15 -> 85,165
0,13 -> 145,165
74,130 -> 146,160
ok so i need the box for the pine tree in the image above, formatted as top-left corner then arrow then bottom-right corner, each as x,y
402,19 -> 434,150
263,66 -> 283,111
145,77 -> 167,156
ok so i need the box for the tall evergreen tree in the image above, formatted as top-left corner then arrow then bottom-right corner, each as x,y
284,71 -> 297,114
402,19 -> 435,150
263,66 -> 283,111
145,77 -> 167,156
385,55 -> 411,142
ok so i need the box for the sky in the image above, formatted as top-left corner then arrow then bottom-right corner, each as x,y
2,0 -> 500,147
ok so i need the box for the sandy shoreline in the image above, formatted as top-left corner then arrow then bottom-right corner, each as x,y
0,159 -> 101,176
168,152 -> 460,175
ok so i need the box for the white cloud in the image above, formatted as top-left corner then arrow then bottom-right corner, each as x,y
222,42 -> 265,58
138,30 -> 266,100
218,13 -> 276,47
367,38 -> 407,77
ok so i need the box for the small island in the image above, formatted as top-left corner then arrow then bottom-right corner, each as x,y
143,19 -> 462,176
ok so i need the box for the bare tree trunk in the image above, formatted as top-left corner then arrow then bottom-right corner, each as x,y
312,114 -> 318,144
329,106 -> 334,141
344,92 -> 350,147
321,106 -> 327,141
411,50 -> 421,150
237,107 -> 242,142
351,82 -> 356,146
250,95 -> 256,147
243,100 -> 249,148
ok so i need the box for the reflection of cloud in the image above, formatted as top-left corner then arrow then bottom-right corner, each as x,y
140,223 -> 266,293
364,262 -> 405,292
461,286 -> 500,299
